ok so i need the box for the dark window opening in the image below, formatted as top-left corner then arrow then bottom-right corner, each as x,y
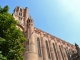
20,8 -> 22,12
45,41 -> 50,59
65,48 -> 71,60
53,43 -> 58,60
17,7 -> 19,11
19,13 -> 20,15
29,19 -> 30,22
21,18 -> 22,20
72,50 -> 74,54
59,46 -> 64,60
19,13 -> 22,16
21,13 -> 22,16
19,17 -> 22,21
37,38 -> 41,57
27,19 -> 30,23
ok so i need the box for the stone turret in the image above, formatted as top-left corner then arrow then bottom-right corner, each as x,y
24,16 -> 38,60
24,7 -> 28,32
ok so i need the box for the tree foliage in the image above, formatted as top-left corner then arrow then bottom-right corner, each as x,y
0,5 -> 26,60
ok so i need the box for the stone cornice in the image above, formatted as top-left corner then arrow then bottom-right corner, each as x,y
34,27 -> 75,48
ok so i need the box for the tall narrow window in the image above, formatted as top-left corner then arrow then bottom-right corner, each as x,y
21,13 -> 22,16
37,38 -> 41,57
59,46 -> 64,60
45,41 -> 50,59
65,48 -> 70,60
53,43 -> 58,60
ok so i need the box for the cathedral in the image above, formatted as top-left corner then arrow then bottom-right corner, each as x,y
12,6 -> 77,60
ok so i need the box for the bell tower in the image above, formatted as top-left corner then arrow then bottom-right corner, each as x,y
12,6 -> 28,32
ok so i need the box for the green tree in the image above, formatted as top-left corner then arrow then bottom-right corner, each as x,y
0,5 -> 26,60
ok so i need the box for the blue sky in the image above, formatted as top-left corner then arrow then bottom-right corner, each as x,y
0,0 -> 80,46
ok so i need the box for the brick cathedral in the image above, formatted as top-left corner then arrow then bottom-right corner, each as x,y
12,6 -> 77,60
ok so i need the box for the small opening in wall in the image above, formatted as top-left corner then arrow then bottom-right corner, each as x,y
19,13 -> 22,16
20,8 -> 22,12
37,38 -> 42,57
19,13 -> 20,16
21,13 -> 22,16
28,20 -> 30,22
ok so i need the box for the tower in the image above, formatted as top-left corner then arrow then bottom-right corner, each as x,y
24,16 -> 38,60
12,6 -> 28,32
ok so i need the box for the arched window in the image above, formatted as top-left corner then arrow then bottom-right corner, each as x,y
20,8 -> 22,12
27,19 -> 30,23
53,43 -> 58,60
37,38 -> 41,57
65,48 -> 71,60
59,46 -> 64,60
19,13 -> 22,16
45,41 -> 50,59
17,7 -> 19,11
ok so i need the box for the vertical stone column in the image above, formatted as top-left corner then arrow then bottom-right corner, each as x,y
25,18 -> 38,60
24,7 -> 28,32
55,43 -> 61,60
59,45 -> 65,60
58,46 -> 63,60
49,40 -> 56,60
41,33 -> 48,60
54,38 -> 63,60
62,46 -> 68,60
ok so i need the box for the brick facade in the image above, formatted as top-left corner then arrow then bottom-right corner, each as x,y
12,6 -> 77,60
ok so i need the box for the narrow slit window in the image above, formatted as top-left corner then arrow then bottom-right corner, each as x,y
45,41 -> 50,59
53,43 -> 58,60
65,48 -> 70,60
20,8 -> 22,12
59,46 -> 64,60
37,38 -> 41,57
